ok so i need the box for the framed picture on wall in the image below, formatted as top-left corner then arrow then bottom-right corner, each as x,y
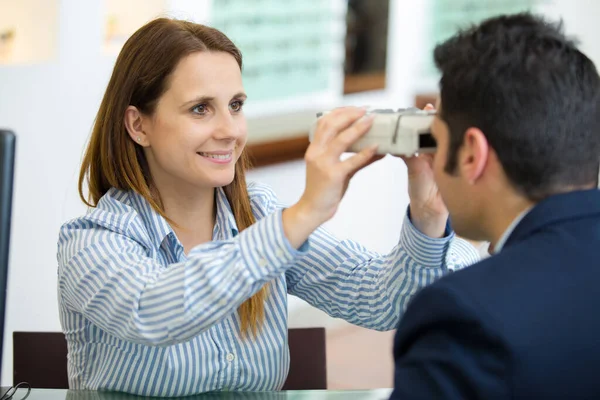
0,28 -> 15,63
0,0 -> 59,65
103,0 -> 166,55
343,0 -> 390,94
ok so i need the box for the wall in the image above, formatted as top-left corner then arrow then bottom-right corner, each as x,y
0,0 -> 599,386
538,0 -> 600,66
0,0 -> 59,64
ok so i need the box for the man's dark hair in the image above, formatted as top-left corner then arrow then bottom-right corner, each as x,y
434,13 -> 600,200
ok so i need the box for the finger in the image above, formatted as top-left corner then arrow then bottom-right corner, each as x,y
424,103 -> 435,111
350,153 -> 385,176
400,153 -> 433,162
360,153 -> 384,169
398,154 -> 421,166
328,113 -> 376,156
420,153 -> 434,162
312,107 -> 367,147
398,153 -> 434,176
340,144 -> 378,176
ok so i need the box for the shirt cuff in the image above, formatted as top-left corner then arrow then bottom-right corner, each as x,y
239,209 -> 310,281
446,237 -> 481,271
400,208 -> 453,268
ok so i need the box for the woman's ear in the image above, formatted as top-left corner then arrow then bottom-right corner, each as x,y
460,127 -> 489,184
124,106 -> 149,147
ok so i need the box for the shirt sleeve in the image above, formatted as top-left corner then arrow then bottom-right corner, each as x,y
447,237 -> 481,271
247,173 -> 480,331
57,209 -> 306,347
403,210 -> 481,271
285,209 -> 467,331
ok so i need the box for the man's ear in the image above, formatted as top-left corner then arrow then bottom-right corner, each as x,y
124,106 -> 150,147
459,127 -> 489,184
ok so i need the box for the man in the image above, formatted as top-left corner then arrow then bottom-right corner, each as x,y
391,13 -> 600,399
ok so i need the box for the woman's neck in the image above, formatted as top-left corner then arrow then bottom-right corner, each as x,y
157,181 -> 217,254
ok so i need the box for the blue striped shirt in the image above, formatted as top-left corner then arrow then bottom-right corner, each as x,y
57,182 -> 478,396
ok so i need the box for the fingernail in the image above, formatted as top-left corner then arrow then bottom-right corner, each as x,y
362,113 -> 376,121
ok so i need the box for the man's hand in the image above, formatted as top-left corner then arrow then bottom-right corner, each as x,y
400,104 -> 448,238
401,152 -> 448,238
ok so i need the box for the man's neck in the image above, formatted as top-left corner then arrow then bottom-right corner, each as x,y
486,194 -> 535,252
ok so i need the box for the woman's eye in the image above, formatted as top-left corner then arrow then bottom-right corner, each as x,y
230,101 -> 244,112
191,104 -> 207,114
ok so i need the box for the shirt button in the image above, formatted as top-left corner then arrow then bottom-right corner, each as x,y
258,258 -> 267,267
275,248 -> 284,258
226,353 -> 235,362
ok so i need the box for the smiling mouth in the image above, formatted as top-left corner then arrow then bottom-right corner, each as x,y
197,152 -> 235,165
197,152 -> 232,160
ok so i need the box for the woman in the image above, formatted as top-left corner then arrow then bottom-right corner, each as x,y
57,18 -> 478,396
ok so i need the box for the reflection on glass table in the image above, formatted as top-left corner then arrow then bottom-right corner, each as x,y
8,388 -> 393,400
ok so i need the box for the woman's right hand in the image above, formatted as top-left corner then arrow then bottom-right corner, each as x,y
282,107 -> 378,248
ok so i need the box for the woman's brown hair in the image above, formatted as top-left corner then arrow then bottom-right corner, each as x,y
78,18 -> 267,337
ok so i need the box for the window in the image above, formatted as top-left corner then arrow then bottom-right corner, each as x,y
211,0 -> 345,102
422,0 -> 540,79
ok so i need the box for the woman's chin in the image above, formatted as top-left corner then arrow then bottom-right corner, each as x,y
202,173 -> 236,188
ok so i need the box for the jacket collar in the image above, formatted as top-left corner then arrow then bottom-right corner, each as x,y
504,189 -> 600,249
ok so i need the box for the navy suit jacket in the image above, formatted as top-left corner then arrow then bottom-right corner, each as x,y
391,189 -> 600,399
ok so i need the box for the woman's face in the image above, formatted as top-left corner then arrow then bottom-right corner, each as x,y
140,51 -> 247,192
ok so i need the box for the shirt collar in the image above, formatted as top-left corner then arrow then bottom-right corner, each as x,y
129,187 -> 239,247
492,206 -> 533,254
128,189 -> 174,248
214,187 -> 239,239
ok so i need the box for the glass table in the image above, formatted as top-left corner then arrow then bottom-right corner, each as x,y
7,388 -> 393,400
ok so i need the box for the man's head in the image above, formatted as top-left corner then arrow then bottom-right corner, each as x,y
430,13 -> 600,241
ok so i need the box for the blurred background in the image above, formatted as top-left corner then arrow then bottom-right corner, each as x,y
1,0 -> 598,389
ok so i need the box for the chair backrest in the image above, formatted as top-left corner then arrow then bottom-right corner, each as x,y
0,130 -> 16,380
13,332 -> 68,388
12,327 -> 326,390
282,327 -> 327,390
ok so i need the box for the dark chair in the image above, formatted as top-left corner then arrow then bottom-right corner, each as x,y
13,331 -> 68,388
12,327 -> 327,390
281,327 -> 327,390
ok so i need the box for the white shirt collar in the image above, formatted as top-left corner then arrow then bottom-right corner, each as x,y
492,206 -> 533,254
